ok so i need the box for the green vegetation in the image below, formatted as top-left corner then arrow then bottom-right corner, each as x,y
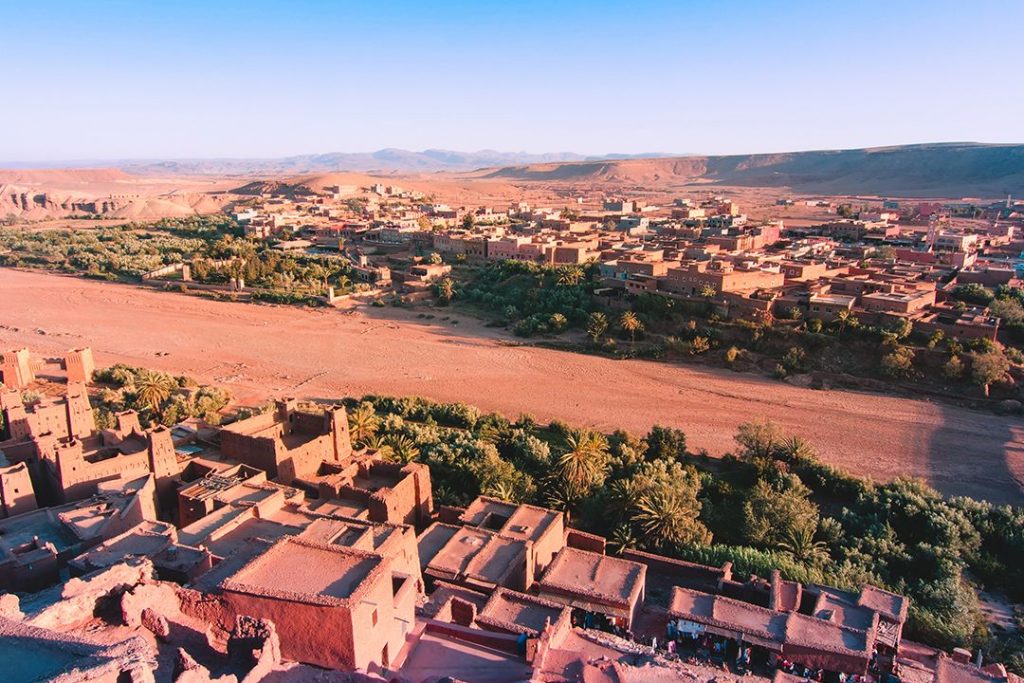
0,216 -> 238,279
450,261 -> 1023,402
344,394 -> 1024,668
0,215 -> 356,302
455,260 -> 597,336
92,363 -> 230,428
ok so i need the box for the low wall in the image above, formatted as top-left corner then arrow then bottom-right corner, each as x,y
423,619 -> 523,656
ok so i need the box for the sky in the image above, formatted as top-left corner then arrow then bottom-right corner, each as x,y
2,0 -> 1022,161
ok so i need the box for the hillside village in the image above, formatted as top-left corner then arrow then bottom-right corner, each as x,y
8,175 -> 1024,408
103,180 -> 1024,400
223,180 -> 1024,328
0,347 -> 1021,683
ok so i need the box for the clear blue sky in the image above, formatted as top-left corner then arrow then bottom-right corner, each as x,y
2,0 -> 1021,161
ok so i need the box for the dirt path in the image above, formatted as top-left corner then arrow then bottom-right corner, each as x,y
2,268 -> 1022,504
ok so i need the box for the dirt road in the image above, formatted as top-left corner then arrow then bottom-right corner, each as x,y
2,268 -> 1021,504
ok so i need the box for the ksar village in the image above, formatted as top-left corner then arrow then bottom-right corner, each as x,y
2,2 -> 1023,682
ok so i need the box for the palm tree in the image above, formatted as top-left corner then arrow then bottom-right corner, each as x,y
608,477 -> 642,521
586,312 -> 609,343
362,434 -> 394,460
476,421 -> 511,445
135,370 -> 175,411
632,488 -> 710,550
347,403 -> 379,446
558,429 -> 610,495
834,309 -> 859,336
385,434 -> 420,464
619,311 -> 644,345
609,524 -> 639,555
436,277 -> 454,303
484,480 -> 518,503
777,524 -> 830,564
699,284 -> 718,299
307,264 -> 328,292
556,266 -> 583,286
544,480 -> 581,512
779,436 -> 815,462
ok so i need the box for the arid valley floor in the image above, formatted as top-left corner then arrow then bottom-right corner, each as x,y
2,267 -> 1021,505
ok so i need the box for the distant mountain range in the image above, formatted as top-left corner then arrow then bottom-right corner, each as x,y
0,149 -> 679,176
2,143 -> 1022,197
485,143 -> 1024,197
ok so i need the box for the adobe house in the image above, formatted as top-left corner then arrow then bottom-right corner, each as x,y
476,587 -> 568,638
417,520 -> 535,594
1,389 -> 183,510
301,459 -> 433,529
0,384 -> 95,445
47,420 -> 181,505
0,460 -> 37,518
175,463 -> 268,527
296,516 -> 423,586
0,348 -> 35,389
67,519 -> 176,576
667,585 -> 878,676
0,475 -> 158,591
216,536 -> 417,671
1,384 -> 98,503
218,399 -> 352,483
63,347 -> 96,384
458,496 -> 565,576
535,546 -> 646,630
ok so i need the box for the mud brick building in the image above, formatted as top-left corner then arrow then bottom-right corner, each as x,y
300,458 -> 433,529
0,348 -> 35,389
218,399 -> 352,483
215,536 -> 417,671
0,460 -> 37,518
63,347 -> 96,384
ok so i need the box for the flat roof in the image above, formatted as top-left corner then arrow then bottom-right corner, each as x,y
298,517 -> 376,549
809,293 -> 856,305
417,523 -> 460,570
71,522 -> 173,570
857,584 -> 910,623
398,631 -> 533,683
177,505 -> 251,547
0,509 -> 77,553
419,524 -> 525,587
477,588 -> 565,636
538,547 -> 645,608
669,586 -> 788,648
460,496 -> 562,544
204,517 -> 303,558
809,584 -> 908,624
223,536 -> 384,606
306,497 -> 369,520
669,586 -> 874,658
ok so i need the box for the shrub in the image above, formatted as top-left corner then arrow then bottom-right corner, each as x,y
689,336 -> 711,355
881,346 -> 915,378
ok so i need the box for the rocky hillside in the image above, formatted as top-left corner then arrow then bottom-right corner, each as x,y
485,143 -> 1024,197
0,169 -> 237,221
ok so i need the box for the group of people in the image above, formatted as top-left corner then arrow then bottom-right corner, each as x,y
776,656 -> 825,680
661,623 -> 755,674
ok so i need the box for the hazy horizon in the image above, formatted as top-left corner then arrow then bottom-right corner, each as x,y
3,0 -> 1022,162
3,141 -> 1024,170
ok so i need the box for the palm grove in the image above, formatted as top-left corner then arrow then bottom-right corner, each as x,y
445,259 -> 1024,400
337,393 -> 1024,673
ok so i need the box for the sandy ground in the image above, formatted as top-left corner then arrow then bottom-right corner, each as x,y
1,268 -> 1022,504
